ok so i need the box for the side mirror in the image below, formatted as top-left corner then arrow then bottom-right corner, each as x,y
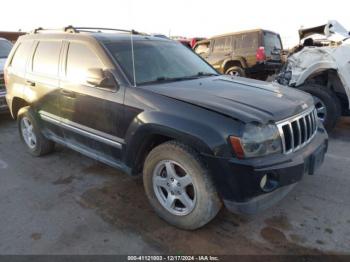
86,68 -> 116,89
86,68 -> 105,86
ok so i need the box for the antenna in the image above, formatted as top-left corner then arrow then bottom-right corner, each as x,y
130,30 -> 137,87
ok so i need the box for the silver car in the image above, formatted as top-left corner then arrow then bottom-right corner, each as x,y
0,38 -> 13,113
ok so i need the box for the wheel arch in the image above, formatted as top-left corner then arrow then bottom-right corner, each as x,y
125,123 -> 215,175
303,69 -> 349,112
223,58 -> 246,73
123,110 -> 223,175
10,97 -> 30,119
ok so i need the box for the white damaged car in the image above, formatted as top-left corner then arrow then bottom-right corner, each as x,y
277,20 -> 350,131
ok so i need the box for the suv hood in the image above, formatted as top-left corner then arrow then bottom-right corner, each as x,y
144,76 -> 314,124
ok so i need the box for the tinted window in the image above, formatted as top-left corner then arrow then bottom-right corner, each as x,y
213,38 -> 225,52
234,33 -> 259,49
33,41 -> 61,76
11,41 -> 33,72
66,43 -> 103,82
213,37 -> 231,52
264,32 -> 282,55
105,40 -> 217,85
0,39 -> 13,59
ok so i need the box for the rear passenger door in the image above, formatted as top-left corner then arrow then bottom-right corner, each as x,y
206,37 -> 232,73
59,41 -> 125,166
234,32 -> 259,67
25,40 -> 64,139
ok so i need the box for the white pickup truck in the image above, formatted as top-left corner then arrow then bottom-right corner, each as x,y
0,38 -> 13,113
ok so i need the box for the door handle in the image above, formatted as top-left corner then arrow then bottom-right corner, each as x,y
26,80 -> 36,87
60,89 -> 76,98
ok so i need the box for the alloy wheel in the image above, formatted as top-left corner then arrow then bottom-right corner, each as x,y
313,96 -> 327,122
152,160 -> 196,216
21,117 -> 37,149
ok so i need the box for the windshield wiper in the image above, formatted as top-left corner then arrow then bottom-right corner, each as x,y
138,72 -> 219,86
195,72 -> 219,77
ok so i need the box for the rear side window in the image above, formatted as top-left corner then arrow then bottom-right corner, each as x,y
234,32 -> 259,50
66,42 -> 103,82
213,37 -> 231,52
32,41 -> 61,76
10,41 -> 33,72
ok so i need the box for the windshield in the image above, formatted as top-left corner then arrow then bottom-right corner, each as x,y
0,39 -> 13,59
105,39 -> 218,85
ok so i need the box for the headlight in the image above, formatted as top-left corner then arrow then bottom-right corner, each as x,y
230,123 -> 282,158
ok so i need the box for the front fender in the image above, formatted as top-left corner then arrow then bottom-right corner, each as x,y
123,111 -> 236,169
293,62 -> 338,86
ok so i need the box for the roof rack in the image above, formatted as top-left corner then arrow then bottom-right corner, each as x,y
31,26 -> 144,35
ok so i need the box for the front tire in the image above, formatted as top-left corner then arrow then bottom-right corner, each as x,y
299,84 -> 341,132
143,141 -> 222,230
18,107 -> 54,156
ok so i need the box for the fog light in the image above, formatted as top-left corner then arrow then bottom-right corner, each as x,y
260,173 -> 279,193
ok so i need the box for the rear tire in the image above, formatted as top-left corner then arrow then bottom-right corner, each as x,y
18,107 -> 54,156
143,141 -> 222,230
299,84 -> 341,132
225,66 -> 246,77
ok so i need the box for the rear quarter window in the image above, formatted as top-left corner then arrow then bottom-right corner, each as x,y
32,41 -> 62,76
234,32 -> 259,50
10,41 -> 33,72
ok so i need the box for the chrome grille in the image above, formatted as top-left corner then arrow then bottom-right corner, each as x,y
277,107 -> 318,154
0,74 -> 5,92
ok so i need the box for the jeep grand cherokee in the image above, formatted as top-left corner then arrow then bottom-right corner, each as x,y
4,26 -> 328,230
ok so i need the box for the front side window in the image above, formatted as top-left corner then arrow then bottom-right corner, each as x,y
105,40 -> 217,86
66,42 -> 103,83
10,41 -> 32,72
32,41 -> 61,76
0,39 -> 13,59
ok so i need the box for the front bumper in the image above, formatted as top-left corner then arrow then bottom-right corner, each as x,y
202,127 -> 328,214
0,92 -> 8,113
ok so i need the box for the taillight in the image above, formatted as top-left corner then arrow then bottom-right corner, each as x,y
256,46 -> 266,62
190,39 -> 196,48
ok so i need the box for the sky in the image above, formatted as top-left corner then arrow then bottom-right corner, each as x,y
1,0 -> 349,48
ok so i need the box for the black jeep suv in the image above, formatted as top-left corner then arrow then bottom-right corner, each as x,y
4,27 -> 328,230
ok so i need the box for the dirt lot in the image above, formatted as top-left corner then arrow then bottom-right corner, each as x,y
0,114 -> 349,255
